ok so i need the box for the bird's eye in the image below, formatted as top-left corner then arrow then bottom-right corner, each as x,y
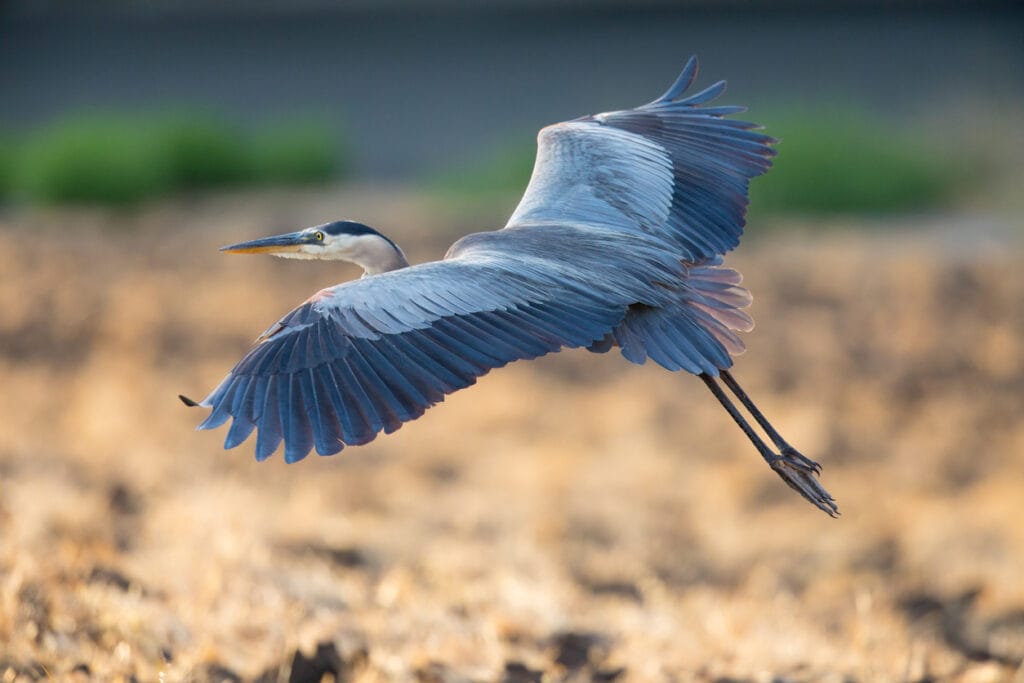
314,231 -> 325,241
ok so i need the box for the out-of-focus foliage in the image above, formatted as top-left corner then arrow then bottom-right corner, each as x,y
0,133 -> 18,202
157,116 -> 253,190
433,108 -> 971,218
749,109 -> 967,216
250,119 -> 343,185
17,116 -> 172,205
432,138 -> 536,199
1,113 -> 343,206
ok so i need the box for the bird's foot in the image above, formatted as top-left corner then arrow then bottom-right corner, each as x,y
768,447 -> 839,517
779,445 -> 821,474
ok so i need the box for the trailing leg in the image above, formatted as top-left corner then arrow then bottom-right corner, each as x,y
720,370 -> 822,476
700,373 -> 838,517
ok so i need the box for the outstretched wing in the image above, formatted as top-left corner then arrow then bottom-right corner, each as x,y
507,55 -> 775,262
193,254 -> 625,463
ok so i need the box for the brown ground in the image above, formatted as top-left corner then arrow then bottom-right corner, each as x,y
0,189 -> 1022,682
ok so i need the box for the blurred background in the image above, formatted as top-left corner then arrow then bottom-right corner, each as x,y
1,1 -> 1023,681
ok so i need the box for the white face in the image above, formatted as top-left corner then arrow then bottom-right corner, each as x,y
279,227 -> 408,275
223,224 -> 408,275
274,229 -> 386,261
268,229 -> 385,262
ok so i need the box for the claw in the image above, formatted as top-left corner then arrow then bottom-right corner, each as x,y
779,445 -> 822,475
769,454 -> 839,517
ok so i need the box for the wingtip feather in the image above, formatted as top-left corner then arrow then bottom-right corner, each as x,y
653,55 -> 699,104
680,79 -> 727,106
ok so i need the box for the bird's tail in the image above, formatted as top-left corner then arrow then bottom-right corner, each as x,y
602,260 -> 753,375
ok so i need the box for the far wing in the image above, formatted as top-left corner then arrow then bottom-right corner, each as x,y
508,56 -> 775,261
193,256 -> 624,463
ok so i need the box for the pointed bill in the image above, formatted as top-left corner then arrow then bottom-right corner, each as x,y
220,231 -> 311,255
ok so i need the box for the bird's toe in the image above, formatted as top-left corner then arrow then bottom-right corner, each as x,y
769,455 -> 839,517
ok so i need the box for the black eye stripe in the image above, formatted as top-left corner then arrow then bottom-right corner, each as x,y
320,221 -> 400,252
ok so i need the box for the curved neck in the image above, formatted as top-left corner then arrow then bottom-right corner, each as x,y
349,238 -> 410,276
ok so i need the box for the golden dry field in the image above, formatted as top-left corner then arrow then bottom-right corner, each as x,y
1,189 -> 1023,682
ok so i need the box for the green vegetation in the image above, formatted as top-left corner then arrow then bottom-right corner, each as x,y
1,113 -> 343,206
17,117 -> 172,205
0,133 -> 18,202
749,108 -> 965,216
433,108 -> 968,217
2,106 -> 969,214
250,120 -> 339,185
157,117 -> 252,190
433,138 -> 537,198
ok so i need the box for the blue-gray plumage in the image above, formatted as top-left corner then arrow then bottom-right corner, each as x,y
182,57 -> 838,516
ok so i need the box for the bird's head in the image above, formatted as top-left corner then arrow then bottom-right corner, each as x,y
220,220 -> 409,276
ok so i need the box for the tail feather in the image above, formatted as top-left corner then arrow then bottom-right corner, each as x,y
603,260 -> 753,376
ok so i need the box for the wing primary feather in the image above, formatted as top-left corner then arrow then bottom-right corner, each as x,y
422,321 -> 503,369
650,55 -> 698,105
282,375 -> 314,463
224,375 -> 252,423
296,369 -> 325,453
199,378 -> 237,430
344,345 -> 405,434
697,105 -> 748,117
231,376 -> 258,423
255,378 -> 283,461
403,332 -> 484,384
224,414 -> 256,450
332,359 -> 384,444
442,315 -> 524,360
353,338 -> 431,418
677,79 -> 727,106
300,368 -> 341,456
247,375 -> 269,422
321,362 -> 374,446
310,368 -> 346,455
371,337 -> 447,403
379,335 -> 464,393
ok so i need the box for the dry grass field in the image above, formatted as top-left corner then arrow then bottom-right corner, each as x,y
1,189 -> 1022,682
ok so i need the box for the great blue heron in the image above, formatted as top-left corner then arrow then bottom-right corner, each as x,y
182,57 -> 838,516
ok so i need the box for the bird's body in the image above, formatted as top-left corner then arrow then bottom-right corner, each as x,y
183,57 -> 838,515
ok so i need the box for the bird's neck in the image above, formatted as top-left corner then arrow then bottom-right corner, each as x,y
347,238 -> 410,276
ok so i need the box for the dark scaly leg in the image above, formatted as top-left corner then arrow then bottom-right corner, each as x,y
720,370 -> 822,475
700,373 -> 838,517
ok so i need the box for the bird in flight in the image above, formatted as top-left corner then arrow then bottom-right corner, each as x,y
182,57 -> 838,516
